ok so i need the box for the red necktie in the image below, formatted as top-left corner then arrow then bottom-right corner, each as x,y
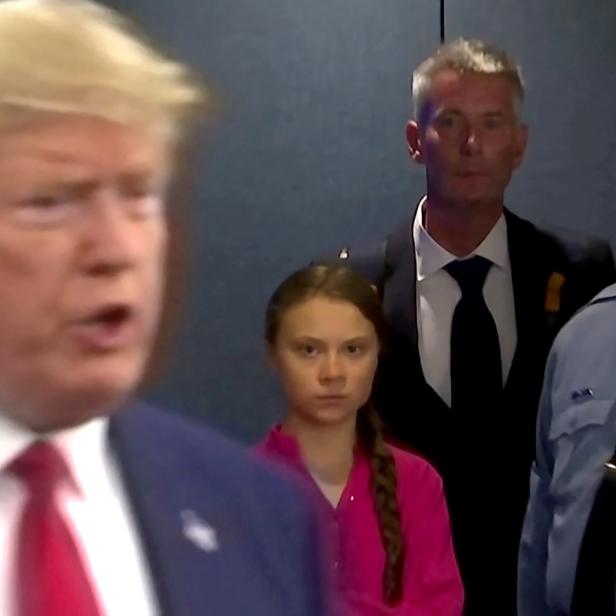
8,441 -> 102,616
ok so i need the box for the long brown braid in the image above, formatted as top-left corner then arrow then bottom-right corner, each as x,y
265,263 -> 405,605
356,404 -> 405,605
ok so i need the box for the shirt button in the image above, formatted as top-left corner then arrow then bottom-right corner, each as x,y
349,495 -> 355,502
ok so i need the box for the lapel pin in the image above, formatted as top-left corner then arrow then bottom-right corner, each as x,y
181,509 -> 219,553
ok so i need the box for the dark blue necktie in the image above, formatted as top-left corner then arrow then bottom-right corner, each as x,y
445,256 -> 503,411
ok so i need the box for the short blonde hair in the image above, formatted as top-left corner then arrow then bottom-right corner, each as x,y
412,38 -> 524,121
0,0 -> 205,140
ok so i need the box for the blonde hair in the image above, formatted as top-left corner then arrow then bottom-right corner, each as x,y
0,0 -> 205,140
412,37 -> 524,121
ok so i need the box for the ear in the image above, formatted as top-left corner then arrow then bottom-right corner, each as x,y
512,123 -> 528,169
406,120 -> 424,164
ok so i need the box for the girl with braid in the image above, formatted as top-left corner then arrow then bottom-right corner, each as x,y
256,264 -> 463,615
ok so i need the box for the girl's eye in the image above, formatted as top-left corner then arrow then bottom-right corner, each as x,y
299,344 -> 318,357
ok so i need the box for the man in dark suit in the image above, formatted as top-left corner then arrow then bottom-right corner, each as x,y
0,2 -> 325,615
336,38 -> 616,614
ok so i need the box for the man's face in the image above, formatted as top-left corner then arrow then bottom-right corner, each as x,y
0,115 -> 170,431
407,69 -> 527,211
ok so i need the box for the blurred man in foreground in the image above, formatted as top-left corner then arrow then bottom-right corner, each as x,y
0,1 -> 325,615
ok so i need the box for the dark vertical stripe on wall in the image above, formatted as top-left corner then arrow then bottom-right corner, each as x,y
440,0 -> 445,42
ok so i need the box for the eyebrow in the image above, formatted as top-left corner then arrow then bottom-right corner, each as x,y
343,336 -> 373,344
35,147 -> 156,165
437,108 -> 507,117
31,171 -> 162,193
436,109 -> 463,116
289,335 -> 373,344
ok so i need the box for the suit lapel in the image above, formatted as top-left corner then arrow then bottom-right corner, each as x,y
381,206 -> 453,416
107,405 -> 216,616
504,209 -> 552,392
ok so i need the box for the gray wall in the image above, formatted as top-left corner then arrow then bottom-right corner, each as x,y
111,1 -> 616,442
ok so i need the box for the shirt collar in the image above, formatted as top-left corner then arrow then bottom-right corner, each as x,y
260,424 -> 368,469
261,424 -> 302,461
413,196 -> 510,281
0,411 -> 110,497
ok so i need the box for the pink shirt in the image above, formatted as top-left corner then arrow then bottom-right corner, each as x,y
255,426 -> 464,616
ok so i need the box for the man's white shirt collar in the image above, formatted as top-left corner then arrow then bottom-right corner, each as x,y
413,196 -> 510,281
0,411 -> 109,498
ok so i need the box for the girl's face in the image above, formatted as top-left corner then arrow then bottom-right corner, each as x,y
270,295 -> 380,427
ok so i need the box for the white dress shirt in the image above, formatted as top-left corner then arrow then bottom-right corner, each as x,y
413,198 -> 517,407
0,413 -> 157,616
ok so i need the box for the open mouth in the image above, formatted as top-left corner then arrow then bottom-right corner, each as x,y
89,304 -> 133,327
74,304 -> 137,350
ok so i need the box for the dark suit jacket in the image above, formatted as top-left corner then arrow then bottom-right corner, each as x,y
337,207 -> 616,615
108,402 -> 326,616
